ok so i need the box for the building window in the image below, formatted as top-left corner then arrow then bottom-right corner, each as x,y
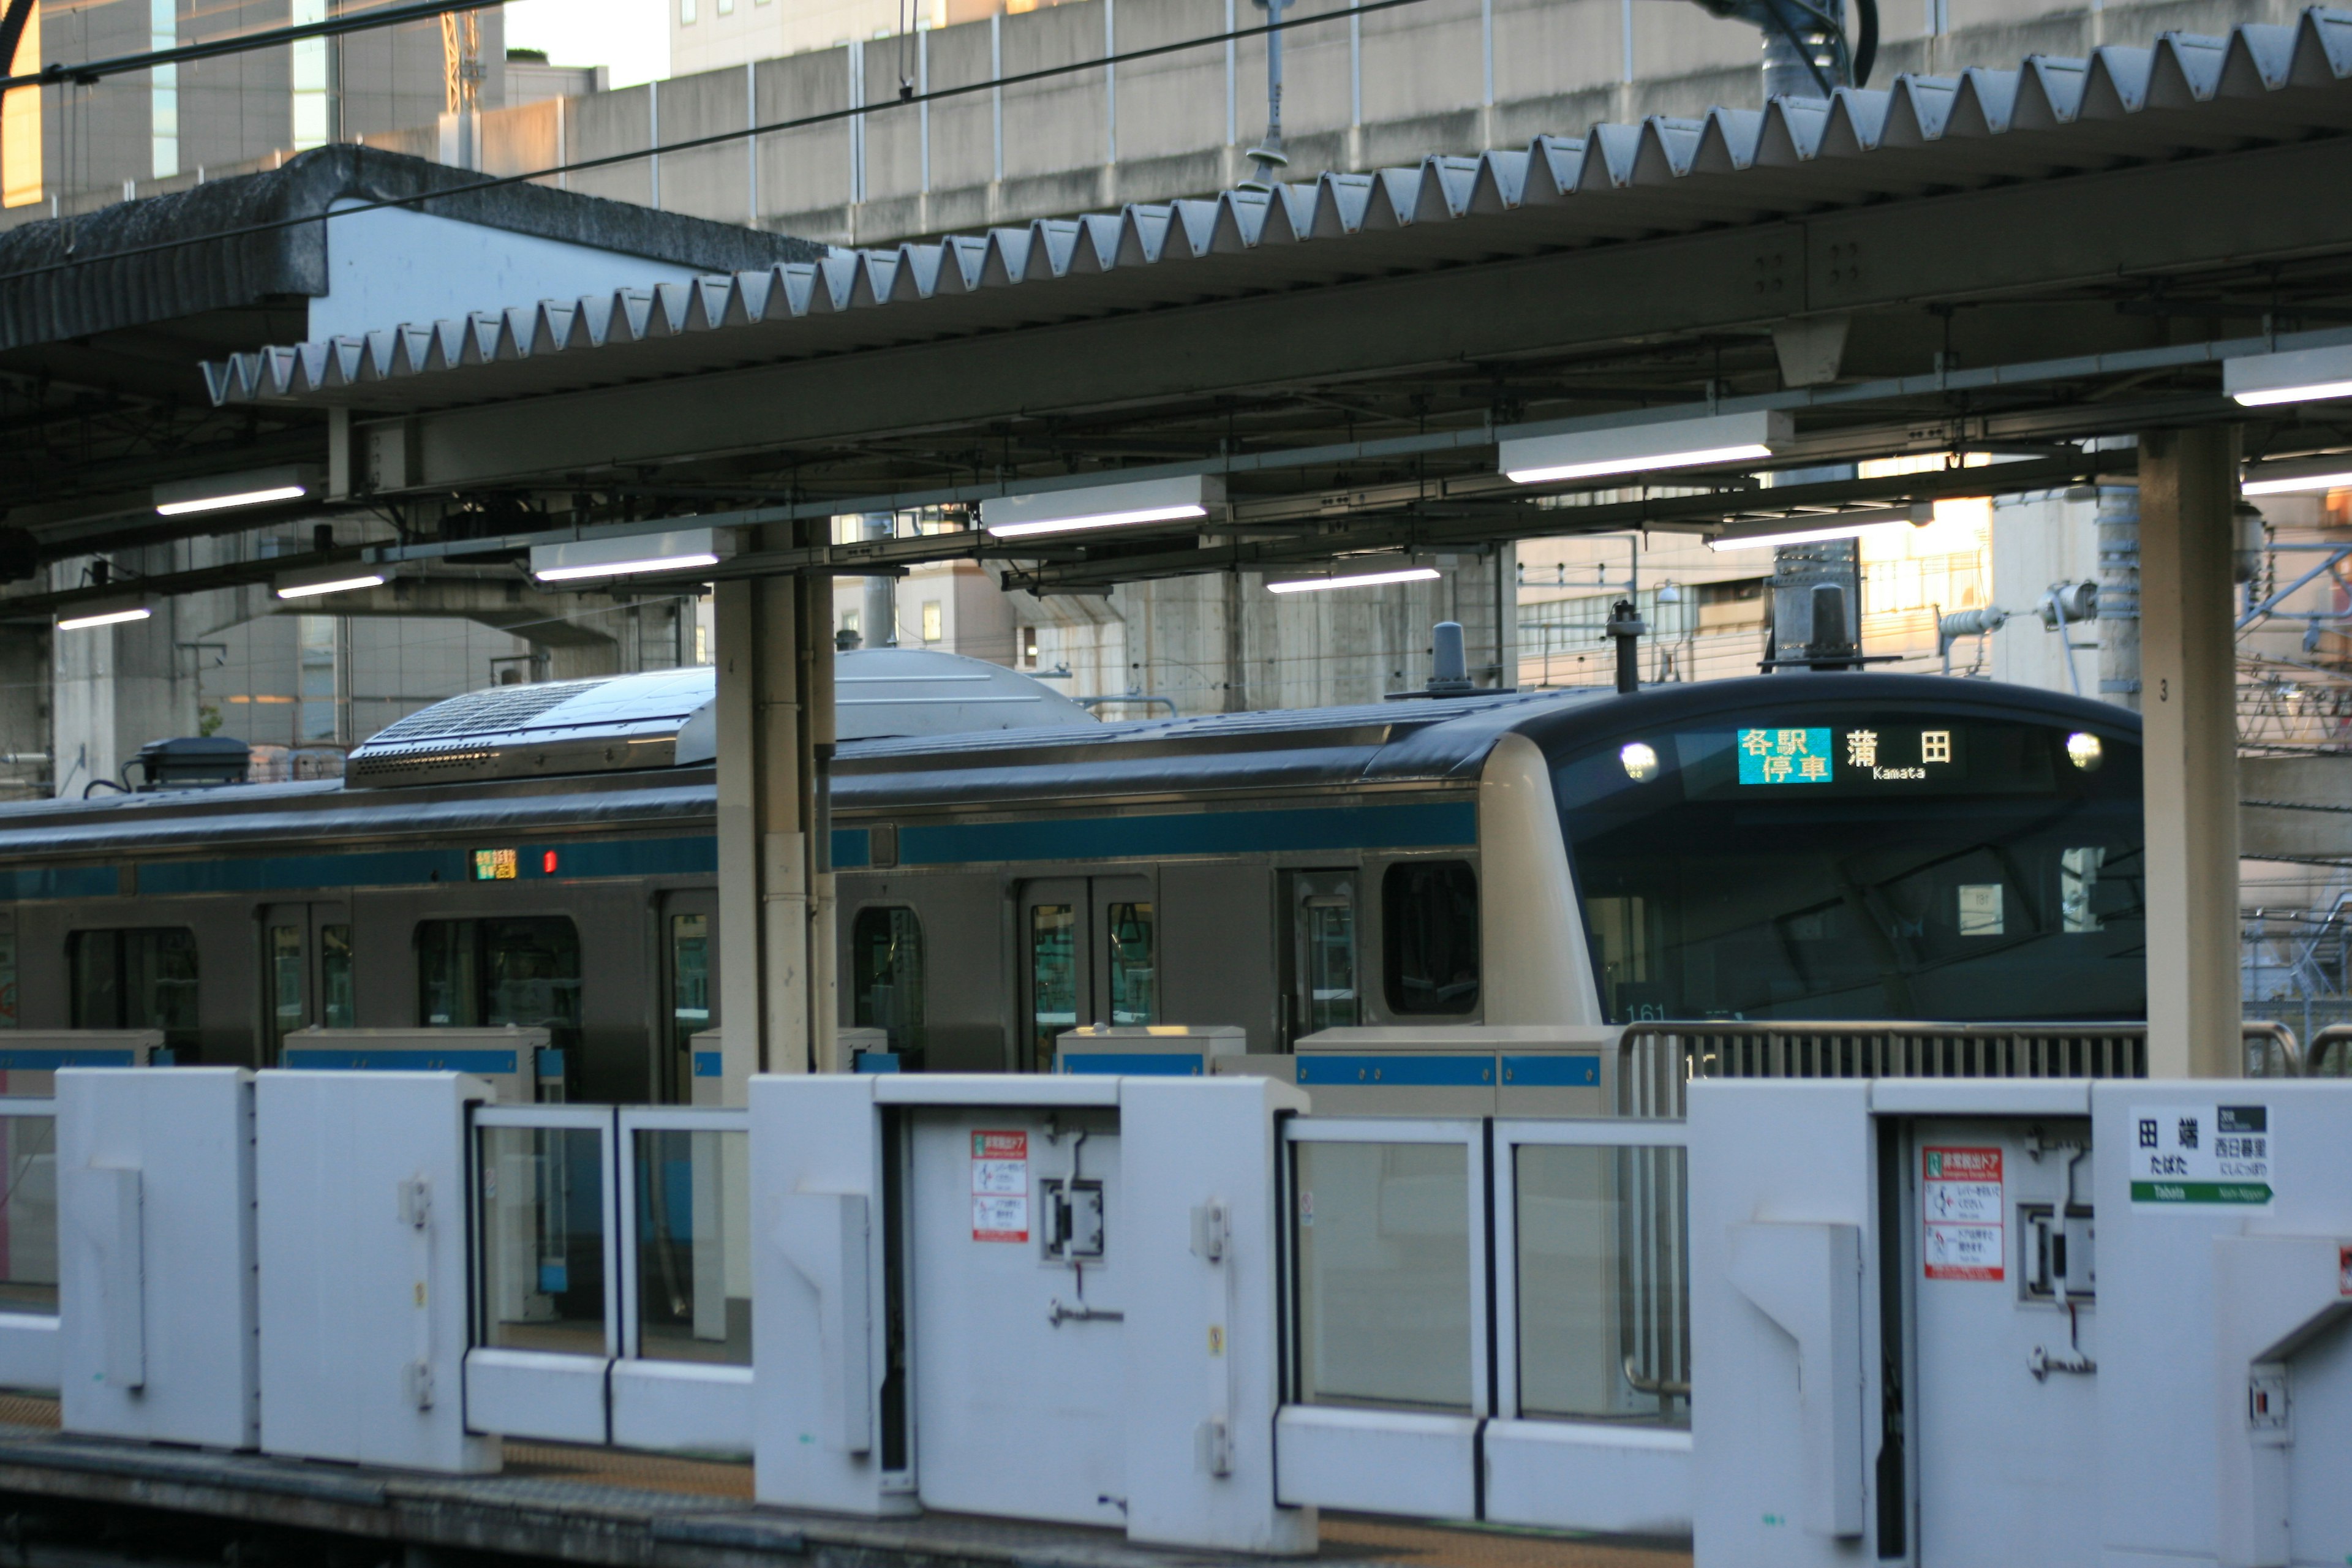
852,907 -> 925,1057
921,601 -> 943,643
417,918 -> 582,1053
290,0 -> 332,149
717,0 -> 734,12
680,0 -> 698,23
69,929 -> 200,1046
1020,627 -> 1039,668
1382,861 -> 1480,1015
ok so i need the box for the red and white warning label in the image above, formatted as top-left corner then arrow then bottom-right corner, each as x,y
971,1129 -> 1030,1242
1923,1146 -> 2004,1281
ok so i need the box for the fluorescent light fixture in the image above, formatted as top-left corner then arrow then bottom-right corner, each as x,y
1499,410 -> 1792,485
530,527 -> 734,583
980,475 -> 1222,539
153,465 -> 318,517
1267,559 -> 1444,594
56,597 -> 151,631
2225,345 -> 2352,407
1706,507 -> 1929,552
2241,454 -> 2352,497
274,563 -> 388,600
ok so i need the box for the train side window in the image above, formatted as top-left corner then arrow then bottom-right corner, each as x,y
0,930 -> 15,1029
1382,861 -> 1480,1016
67,929 -> 199,1044
851,907 -> 925,1055
417,918 -> 582,1047
320,925 -> 355,1028
1106,901 -> 1155,1025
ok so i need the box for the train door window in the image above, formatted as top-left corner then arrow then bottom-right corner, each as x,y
0,928 -> 16,1029
416,918 -> 582,1048
852,906 -> 925,1055
1382,861 -> 1480,1016
672,912 -> 714,1037
267,925 -> 304,1060
320,925 -> 355,1028
1029,903 -> 1078,1071
1104,902 -> 1154,1025
417,921 -> 480,1026
1287,872 -> 1359,1039
67,929 -> 200,1044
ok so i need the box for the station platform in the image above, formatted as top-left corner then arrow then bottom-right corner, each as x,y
0,1396 -> 1687,1568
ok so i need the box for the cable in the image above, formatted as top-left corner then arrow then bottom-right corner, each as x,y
0,0 -> 502,91
0,0 -> 1448,287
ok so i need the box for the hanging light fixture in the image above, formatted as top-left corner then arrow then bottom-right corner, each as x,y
1499,410 -> 1792,485
980,475 -> 1223,539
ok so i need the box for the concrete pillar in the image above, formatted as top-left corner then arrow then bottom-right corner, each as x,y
714,565 -> 838,1079
2137,426 -> 2241,1077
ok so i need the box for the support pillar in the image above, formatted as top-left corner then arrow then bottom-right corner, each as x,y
2136,426 -> 2240,1077
715,560 -> 838,1080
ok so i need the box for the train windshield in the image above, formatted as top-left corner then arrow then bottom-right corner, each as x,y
1554,713 -> 2144,1024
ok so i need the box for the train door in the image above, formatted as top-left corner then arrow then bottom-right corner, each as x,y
1019,875 -> 1155,1071
258,901 -> 354,1065
658,892 -> 719,1102
1282,870 -> 1360,1046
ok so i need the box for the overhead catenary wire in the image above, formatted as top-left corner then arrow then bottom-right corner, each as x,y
0,0 -> 1452,286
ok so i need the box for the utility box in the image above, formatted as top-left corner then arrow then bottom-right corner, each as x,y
1291,1025 -> 1615,1116
1689,1077 -> 2352,1568
751,1072 -> 1314,1555
280,1026 -> 559,1102
255,1071 -> 497,1474
56,1068 -> 257,1449
1055,1024 -> 1246,1076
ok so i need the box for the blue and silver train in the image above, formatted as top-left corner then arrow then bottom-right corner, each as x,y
0,650 -> 2144,1099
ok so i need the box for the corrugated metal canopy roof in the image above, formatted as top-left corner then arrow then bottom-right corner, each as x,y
2,146 -> 828,355
208,10 -> 2352,413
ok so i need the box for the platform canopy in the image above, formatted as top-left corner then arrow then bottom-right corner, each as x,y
151,9 -> 2352,602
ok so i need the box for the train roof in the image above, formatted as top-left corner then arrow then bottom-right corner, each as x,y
829,673 -> 2141,813
0,673 -> 2139,862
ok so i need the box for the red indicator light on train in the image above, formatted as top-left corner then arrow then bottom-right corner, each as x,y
543,850 -> 559,875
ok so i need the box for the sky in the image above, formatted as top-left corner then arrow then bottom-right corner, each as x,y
503,0 -> 669,89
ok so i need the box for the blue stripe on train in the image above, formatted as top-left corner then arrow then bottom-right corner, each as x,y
282,1048 -> 522,1074
833,799 -> 1474,870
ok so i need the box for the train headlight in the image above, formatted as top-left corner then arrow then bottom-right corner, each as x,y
1619,742 -> 1661,782
2065,732 -> 2103,772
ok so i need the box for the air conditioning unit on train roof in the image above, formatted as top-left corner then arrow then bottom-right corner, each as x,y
345,651 -> 1095,789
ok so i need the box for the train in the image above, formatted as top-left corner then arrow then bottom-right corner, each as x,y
0,648 -> 2145,1101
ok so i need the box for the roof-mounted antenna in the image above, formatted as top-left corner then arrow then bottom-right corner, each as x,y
1237,0 -> 1291,194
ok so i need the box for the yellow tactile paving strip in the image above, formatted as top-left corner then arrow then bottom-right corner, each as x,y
1319,1515 -> 1690,1568
502,1439 -> 756,1499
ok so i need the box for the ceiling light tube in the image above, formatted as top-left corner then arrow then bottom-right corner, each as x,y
153,465 -> 320,517
1706,508 -> 1927,552
1267,560 -> 1444,594
529,527 -> 734,583
2241,454 -> 2352,497
275,560 -> 391,600
2224,345 -> 2352,407
57,597 -> 152,631
1499,410 -> 1792,485
981,475 -> 1223,539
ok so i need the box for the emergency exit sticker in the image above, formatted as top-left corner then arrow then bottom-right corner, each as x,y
971,1129 -> 1030,1242
2130,1104 -> 2274,1205
1923,1147 -> 2004,1281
